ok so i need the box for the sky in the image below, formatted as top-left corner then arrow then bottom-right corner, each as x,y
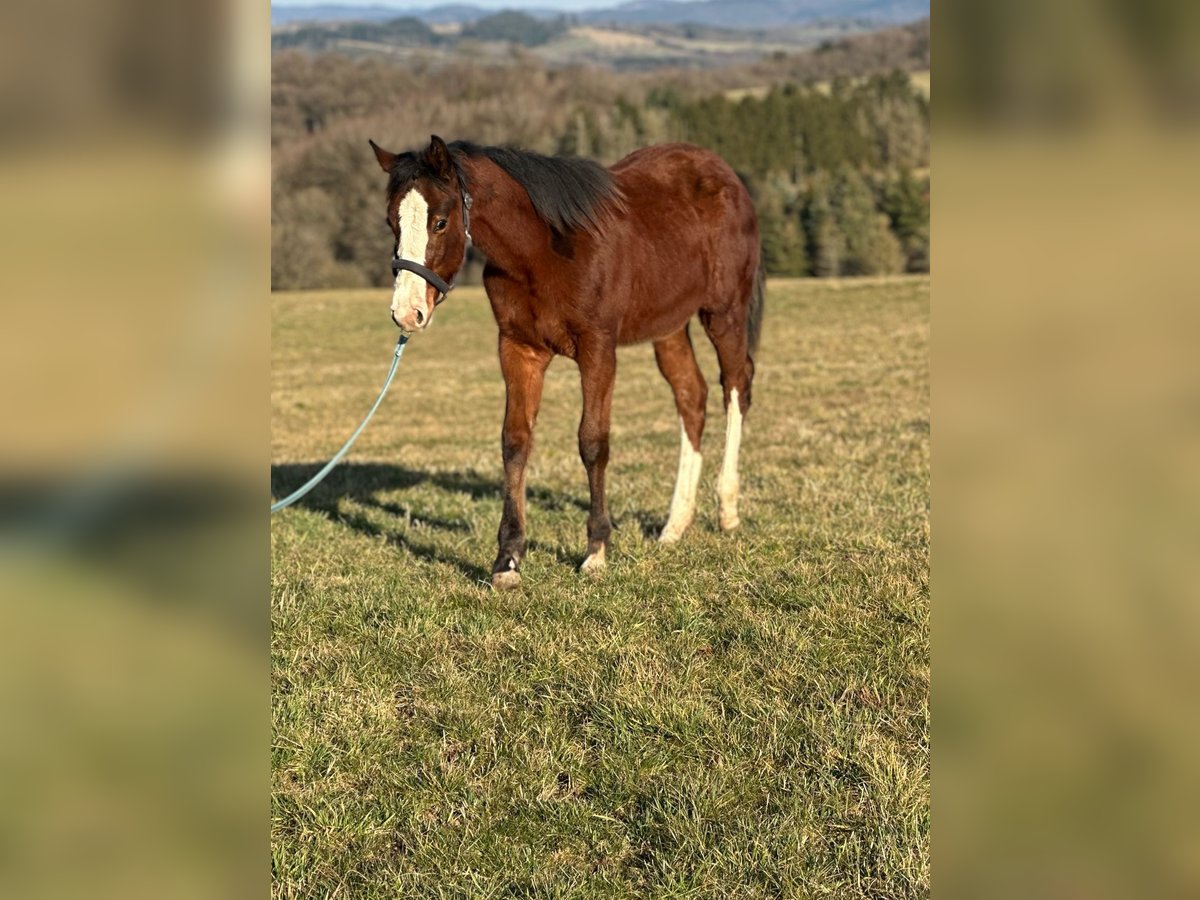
271,0 -> 678,8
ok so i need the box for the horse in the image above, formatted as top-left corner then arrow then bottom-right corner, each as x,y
368,135 -> 764,590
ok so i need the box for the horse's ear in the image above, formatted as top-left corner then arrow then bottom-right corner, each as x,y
423,135 -> 453,181
369,139 -> 396,173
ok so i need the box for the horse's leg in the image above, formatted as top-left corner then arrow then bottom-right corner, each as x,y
491,336 -> 552,590
700,310 -> 755,532
654,325 -> 708,543
577,339 -> 617,576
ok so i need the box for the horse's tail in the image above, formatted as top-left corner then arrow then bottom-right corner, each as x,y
747,254 -> 765,362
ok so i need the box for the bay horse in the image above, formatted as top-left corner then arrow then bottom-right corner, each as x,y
368,135 -> 763,590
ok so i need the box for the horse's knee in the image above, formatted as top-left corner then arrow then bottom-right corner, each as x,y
502,425 -> 532,466
578,429 -> 609,468
683,378 -> 708,414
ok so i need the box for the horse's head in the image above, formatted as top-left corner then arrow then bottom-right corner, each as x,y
369,134 -> 470,333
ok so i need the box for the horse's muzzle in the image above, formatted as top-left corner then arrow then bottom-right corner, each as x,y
392,303 -> 429,333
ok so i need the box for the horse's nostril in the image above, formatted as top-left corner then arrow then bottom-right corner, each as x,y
414,309 -> 424,326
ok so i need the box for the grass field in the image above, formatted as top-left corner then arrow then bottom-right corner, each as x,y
271,277 -> 929,897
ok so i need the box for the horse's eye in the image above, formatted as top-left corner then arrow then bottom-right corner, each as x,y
434,219 -> 447,232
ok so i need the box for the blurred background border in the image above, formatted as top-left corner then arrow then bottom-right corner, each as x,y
0,0 -> 1197,894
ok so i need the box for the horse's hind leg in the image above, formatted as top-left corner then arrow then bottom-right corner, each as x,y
699,309 -> 755,532
654,325 -> 708,543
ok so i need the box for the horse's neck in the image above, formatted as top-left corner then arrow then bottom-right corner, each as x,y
459,156 -> 547,272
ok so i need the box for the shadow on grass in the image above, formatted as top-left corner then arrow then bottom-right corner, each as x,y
625,510 -> 669,542
271,462 -> 596,581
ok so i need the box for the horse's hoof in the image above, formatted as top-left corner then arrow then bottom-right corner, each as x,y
580,547 -> 606,577
491,570 -> 522,591
658,529 -> 683,544
719,512 -> 740,532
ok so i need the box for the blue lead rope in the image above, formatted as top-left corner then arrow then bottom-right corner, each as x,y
271,334 -> 409,514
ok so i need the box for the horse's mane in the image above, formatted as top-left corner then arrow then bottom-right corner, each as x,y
451,141 -> 623,235
386,140 -> 622,235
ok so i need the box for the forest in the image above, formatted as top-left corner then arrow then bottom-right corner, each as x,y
271,18 -> 929,289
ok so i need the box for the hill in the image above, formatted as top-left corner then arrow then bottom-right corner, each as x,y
271,16 -> 440,51
271,7 -> 928,71
460,10 -> 569,46
271,0 -> 929,30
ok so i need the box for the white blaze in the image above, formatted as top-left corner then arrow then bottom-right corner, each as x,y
660,419 -> 703,544
718,388 -> 743,531
391,189 -> 430,318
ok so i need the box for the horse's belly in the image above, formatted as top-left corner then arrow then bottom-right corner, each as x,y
615,280 -> 704,345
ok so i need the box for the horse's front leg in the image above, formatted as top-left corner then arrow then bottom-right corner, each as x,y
491,336 -> 551,590
577,339 -> 617,577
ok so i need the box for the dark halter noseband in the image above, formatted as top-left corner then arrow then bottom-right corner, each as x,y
391,258 -> 453,299
391,189 -> 472,307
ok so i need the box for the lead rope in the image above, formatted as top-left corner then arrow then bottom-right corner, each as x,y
274,186 -> 469,513
271,334 -> 409,514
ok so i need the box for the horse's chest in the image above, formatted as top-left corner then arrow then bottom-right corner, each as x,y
486,291 -> 577,358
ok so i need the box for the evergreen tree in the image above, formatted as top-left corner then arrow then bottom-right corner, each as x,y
883,170 -> 930,272
833,167 -> 904,276
861,71 -> 929,171
757,180 -> 809,277
802,172 -> 844,278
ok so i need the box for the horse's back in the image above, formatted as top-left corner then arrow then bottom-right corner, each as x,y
611,143 -> 751,217
605,144 -> 758,342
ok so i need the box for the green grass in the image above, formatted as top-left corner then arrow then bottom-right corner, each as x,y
271,277 -> 929,898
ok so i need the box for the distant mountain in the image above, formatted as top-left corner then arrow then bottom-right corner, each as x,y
272,5 -> 422,26
412,5 -> 567,25
271,0 -> 929,29
415,5 -> 499,25
271,4 -> 565,27
579,0 -> 928,28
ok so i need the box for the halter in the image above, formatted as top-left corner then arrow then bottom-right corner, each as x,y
390,188 -> 472,307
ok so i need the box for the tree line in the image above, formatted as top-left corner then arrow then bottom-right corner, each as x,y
272,24 -> 928,289
557,73 -> 929,277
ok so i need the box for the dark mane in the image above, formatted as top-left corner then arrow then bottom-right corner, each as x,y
451,141 -> 622,235
386,141 -> 620,235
